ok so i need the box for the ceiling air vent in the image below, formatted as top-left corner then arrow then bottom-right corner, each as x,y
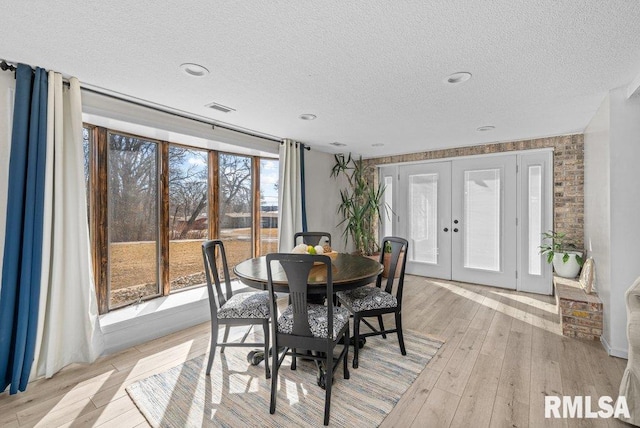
205,102 -> 236,113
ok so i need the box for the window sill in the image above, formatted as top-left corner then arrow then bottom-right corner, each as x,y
99,280 -> 252,355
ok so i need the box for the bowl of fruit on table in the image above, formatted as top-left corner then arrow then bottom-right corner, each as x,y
291,243 -> 338,262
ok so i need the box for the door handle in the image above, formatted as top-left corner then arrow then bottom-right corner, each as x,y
454,219 -> 459,224
443,228 -> 449,232
453,228 -> 459,233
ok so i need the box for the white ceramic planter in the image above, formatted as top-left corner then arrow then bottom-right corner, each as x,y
552,252 -> 582,278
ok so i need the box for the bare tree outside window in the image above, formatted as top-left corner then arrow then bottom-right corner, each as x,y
219,153 -> 252,273
108,133 -> 159,307
168,146 -> 209,291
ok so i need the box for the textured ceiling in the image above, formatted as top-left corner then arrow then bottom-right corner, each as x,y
2,1 -> 640,158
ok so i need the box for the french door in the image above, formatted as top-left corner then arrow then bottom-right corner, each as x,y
397,162 -> 451,278
451,155 -> 517,289
386,151 -> 553,294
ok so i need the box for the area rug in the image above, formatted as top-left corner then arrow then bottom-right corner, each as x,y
126,330 -> 442,427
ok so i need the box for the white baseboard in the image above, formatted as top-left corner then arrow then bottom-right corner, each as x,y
600,335 -> 629,359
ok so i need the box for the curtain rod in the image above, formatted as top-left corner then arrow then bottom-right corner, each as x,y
1,59 -> 289,146
0,60 -> 16,72
280,140 -> 311,151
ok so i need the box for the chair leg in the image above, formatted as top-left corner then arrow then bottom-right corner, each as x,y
206,319 -> 219,375
263,320 -> 271,379
219,325 -> 230,353
270,343 -> 279,415
323,346 -> 333,426
352,315 -> 360,369
395,311 -> 406,356
343,326 -> 350,380
291,348 -> 297,370
378,315 -> 387,339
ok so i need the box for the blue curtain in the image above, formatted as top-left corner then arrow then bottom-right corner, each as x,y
299,143 -> 308,232
0,64 -> 48,394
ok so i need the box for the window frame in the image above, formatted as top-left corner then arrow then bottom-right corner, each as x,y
84,123 -> 278,314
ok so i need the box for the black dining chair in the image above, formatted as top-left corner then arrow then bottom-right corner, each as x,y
336,236 -> 408,369
202,240 -> 271,378
266,253 -> 350,426
293,231 -> 332,247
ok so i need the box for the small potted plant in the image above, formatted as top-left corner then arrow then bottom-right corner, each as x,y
539,231 -> 584,278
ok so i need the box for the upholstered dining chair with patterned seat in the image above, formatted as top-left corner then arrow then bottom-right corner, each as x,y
266,253 -> 350,426
202,240 -> 271,378
337,236 -> 408,369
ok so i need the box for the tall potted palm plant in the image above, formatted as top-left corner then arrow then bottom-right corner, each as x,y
331,153 -> 386,256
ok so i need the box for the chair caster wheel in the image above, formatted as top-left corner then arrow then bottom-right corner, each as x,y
247,351 -> 264,365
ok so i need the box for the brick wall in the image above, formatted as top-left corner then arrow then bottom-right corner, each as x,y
555,276 -> 603,340
362,134 -> 584,248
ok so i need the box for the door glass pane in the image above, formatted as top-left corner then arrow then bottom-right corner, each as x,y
409,173 -> 438,264
528,165 -> 542,275
464,168 -> 500,271
168,146 -> 209,292
108,133 -> 159,308
259,158 -> 279,255
383,175 -> 393,237
219,153 -> 252,276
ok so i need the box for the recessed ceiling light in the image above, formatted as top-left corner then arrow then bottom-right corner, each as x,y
299,114 -> 317,120
179,63 -> 209,77
372,143 -> 384,147
330,142 -> 347,147
445,72 -> 472,84
476,125 -> 496,132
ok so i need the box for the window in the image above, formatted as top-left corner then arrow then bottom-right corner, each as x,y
219,153 -> 252,276
169,146 -> 209,292
84,124 -> 278,313
108,132 -> 160,308
259,158 -> 279,254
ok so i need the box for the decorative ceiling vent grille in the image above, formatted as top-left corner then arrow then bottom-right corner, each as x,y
205,102 -> 235,113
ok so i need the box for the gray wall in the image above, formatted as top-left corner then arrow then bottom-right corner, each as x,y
303,150 -> 352,253
609,87 -> 640,356
584,87 -> 640,357
584,95 -> 614,351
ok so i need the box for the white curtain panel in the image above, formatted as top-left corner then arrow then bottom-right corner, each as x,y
278,139 -> 303,252
0,78 -> 15,294
32,73 -> 103,379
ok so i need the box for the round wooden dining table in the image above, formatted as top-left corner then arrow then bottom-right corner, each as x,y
233,252 -> 383,294
234,252 -> 383,377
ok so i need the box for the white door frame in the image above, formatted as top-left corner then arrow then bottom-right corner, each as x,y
378,148 -> 554,294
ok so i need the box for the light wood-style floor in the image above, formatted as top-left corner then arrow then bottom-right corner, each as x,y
0,276 -> 630,427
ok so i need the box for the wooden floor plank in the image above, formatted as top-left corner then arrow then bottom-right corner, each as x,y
434,326 -> 487,397
528,304 -> 567,428
450,353 -> 503,428
58,396 -> 143,428
410,387 -> 460,428
380,367 -> 441,427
